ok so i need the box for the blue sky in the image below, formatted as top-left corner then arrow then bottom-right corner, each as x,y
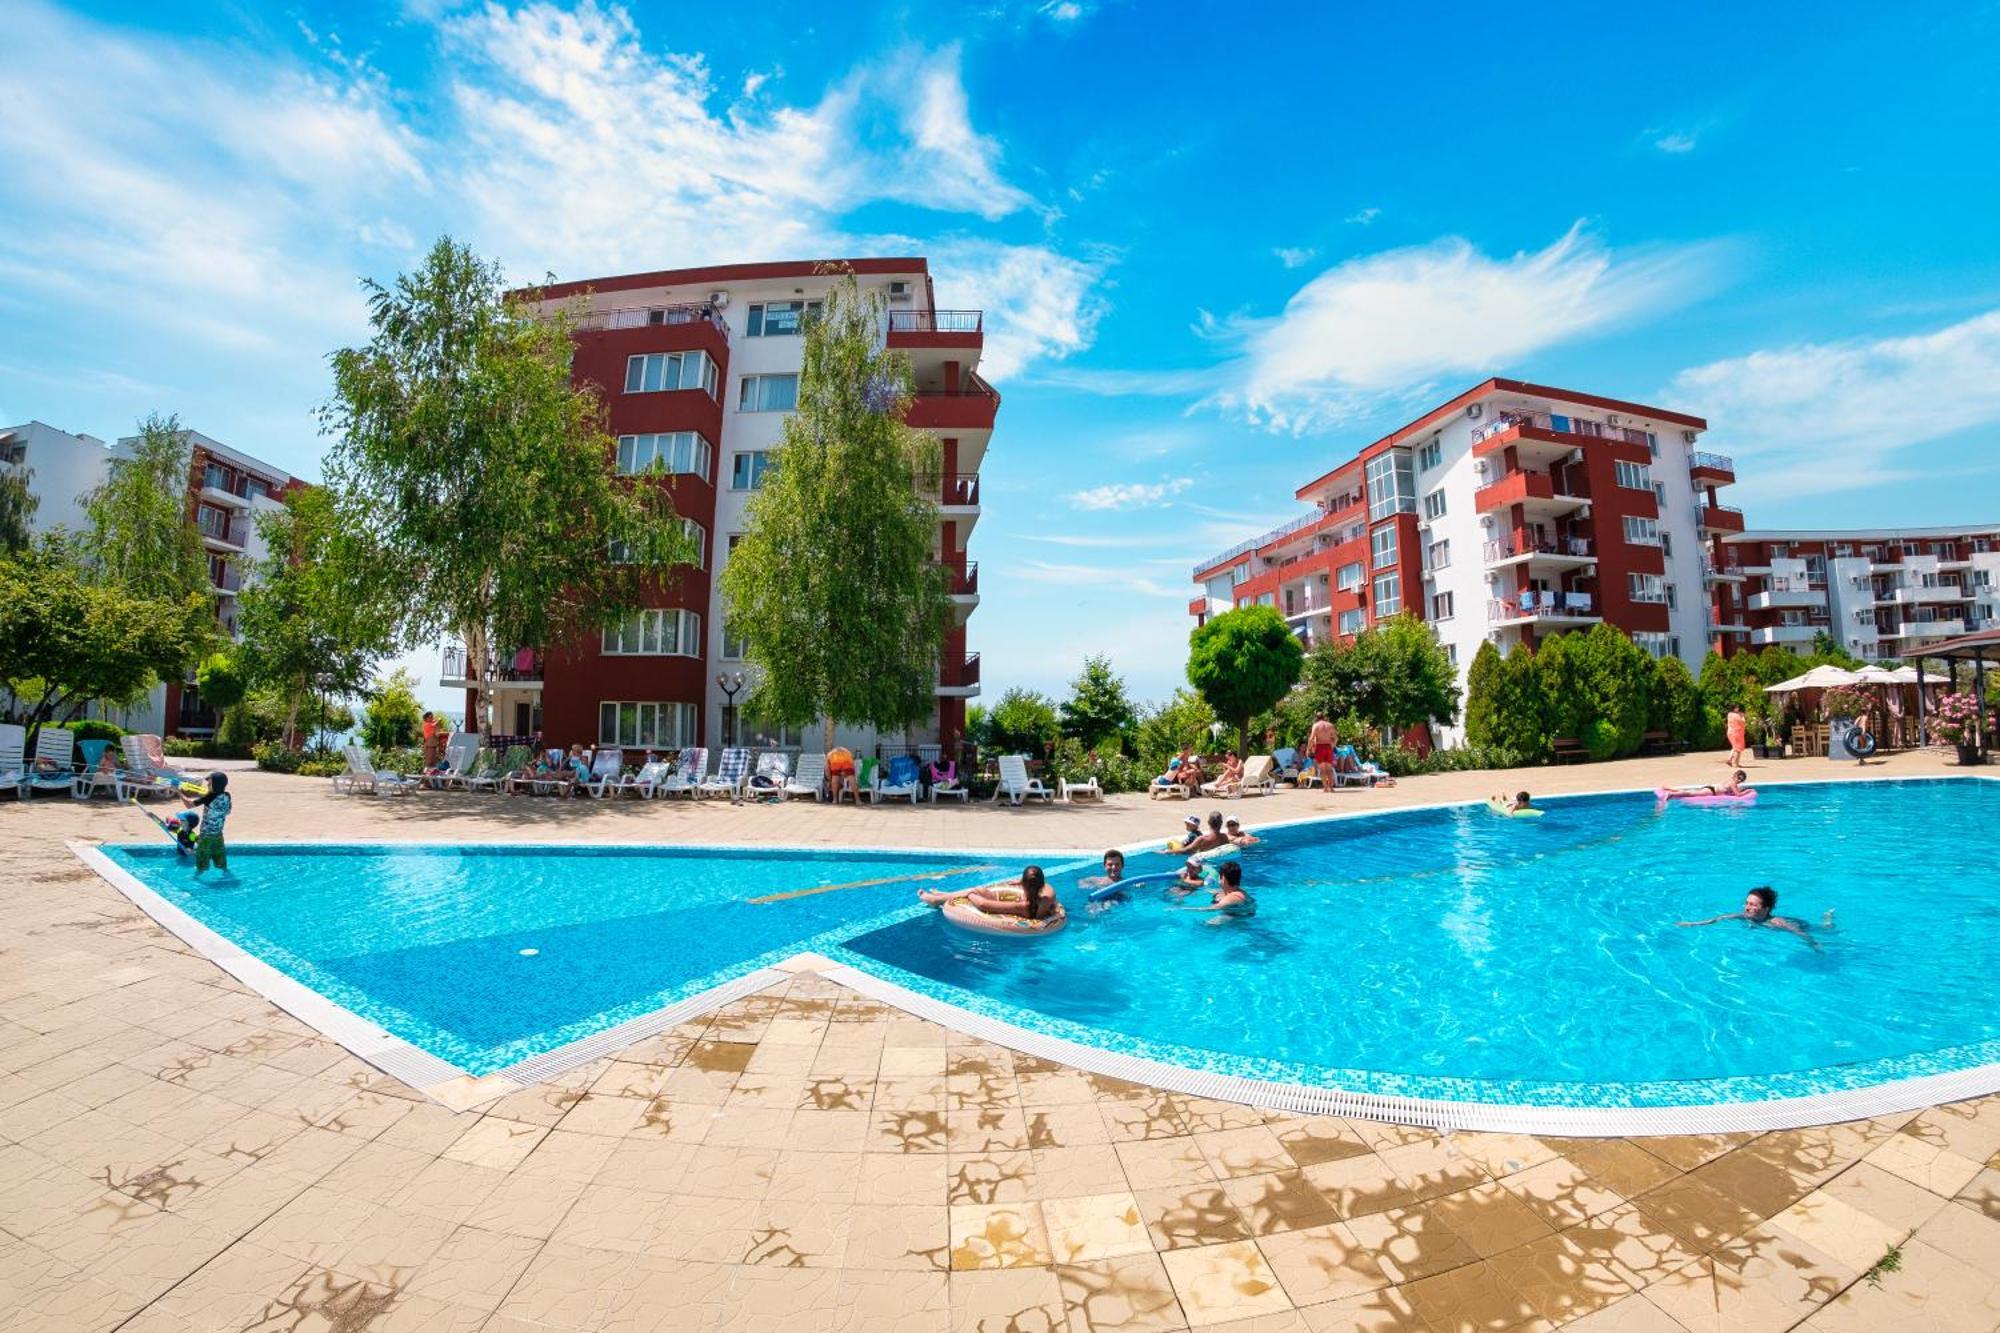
5,1 -> 2000,708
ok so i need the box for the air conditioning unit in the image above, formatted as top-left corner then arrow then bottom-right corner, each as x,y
708,290 -> 730,308
1577,504 -> 1592,519
888,281 -> 913,301
1473,459 -> 1489,479
1485,571 -> 1501,585
1582,562 -> 1597,577
1606,414 -> 1621,427
1466,403 -> 1484,420
1682,429 -> 1698,444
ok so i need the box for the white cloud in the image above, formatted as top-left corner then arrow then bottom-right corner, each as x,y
1205,224 -> 1725,434
1669,308 -> 2000,497
1345,207 -> 1382,225
1274,246 -> 1317,269
1066,478 -> 1194,511
1037,0 -> 1090,21
1653,130 -> 1700,154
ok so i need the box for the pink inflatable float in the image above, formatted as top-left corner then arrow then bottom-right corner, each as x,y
940,900 -> 1068,936
1654,786 -> 1757,808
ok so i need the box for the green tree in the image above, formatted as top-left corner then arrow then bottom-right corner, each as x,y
0,463 -> 37,554
1134,688 -> 1219,770
320,237 -> 695,734
984,688 -> 1060,756
720,272 -> 950,749
1463,640 -> 1502,747
1344,613 -> 1462,737
80,414 -> 209,602
1489,644 -> 1549,762
236,487 -> 395,746
1186,605 -> 1304,753
1534,633 -> 1584,742
1568,622 -> 1653,758
195,651 -> 248,740
1648,655 -> 1704,743
1059,655 -> 1136,751
0,537 -> 211,750
360,668 -> 425,750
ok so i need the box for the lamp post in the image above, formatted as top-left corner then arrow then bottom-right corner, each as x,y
716,671 -> 746,746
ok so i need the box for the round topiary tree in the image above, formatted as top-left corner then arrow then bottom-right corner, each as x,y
1187,605 -> 1305,754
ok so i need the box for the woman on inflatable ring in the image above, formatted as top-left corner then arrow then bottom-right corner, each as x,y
919,865 -> 1066,935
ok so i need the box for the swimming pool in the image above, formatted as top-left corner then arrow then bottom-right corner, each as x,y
83,777 -> 2000,1115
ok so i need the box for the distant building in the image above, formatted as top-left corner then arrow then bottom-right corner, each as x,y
0,420 -> 298,736
1712,526 -> 2000,659
1189,379 -> 1732,740
447,257 -> 991,758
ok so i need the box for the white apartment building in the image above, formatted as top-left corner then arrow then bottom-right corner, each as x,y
1190,379 -> 1732,741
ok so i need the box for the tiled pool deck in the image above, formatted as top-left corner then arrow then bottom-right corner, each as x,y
3,752 -> 1998,1330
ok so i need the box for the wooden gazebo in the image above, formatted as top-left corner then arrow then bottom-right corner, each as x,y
1903,626 -> 2000,763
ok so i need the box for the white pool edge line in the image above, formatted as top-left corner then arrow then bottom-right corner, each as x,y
814,959 -> 2000,1138
67,840 -> 794,1103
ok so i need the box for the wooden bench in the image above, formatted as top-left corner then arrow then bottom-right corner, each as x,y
1640,730 -> 1687,756
1551,737 -> 1587,764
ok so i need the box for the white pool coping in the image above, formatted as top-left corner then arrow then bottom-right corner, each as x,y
66,771 -> 2000,1132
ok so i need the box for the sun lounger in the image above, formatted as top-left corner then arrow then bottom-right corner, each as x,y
338,745 -> 419,796
1204,755 -> 1275,798
1149,771 -> 1192,800
700,747 -> 750,799
785,751 -> 826,800
583,747 -> 625,798
659,746 -> 706,798
1332,745 -> 1389,788
119,735 -> 178,799
993,754 -> 1053,806
748,752 -> 791,799
1059,771 -> 1102,803
0,724 -> 25,800
928,759 -> 967,802
428,732 -> 479,789
614,759 -> 671,797
459,747 -> 513,793
71,739 -> 126,800
873,755 -> 922,804
23,727 -> 77,799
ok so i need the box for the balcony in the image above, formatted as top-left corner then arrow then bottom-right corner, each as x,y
1698,503 -> 1745,534
938,560 -> 979,597
1470,410 -> 1653,465
929,472 -> 980,512
1876,583 -> 1971,606
1188,595 -> 1230,620
211,565 -> 242,598
907,376 -> 999,433
937,652 -> 981,697
1750,623 -> 1822,646
1487,592 -> 1601,627
442,646 -> 544,690
1884,619 -> 1967,641
1474,469 -> 1588,518
574,302 -> 730,340
1482,535 -> 1595,568
887,309 -> 984,355
198,514 -> 249,552
1747,581 -> 1823,612
198,481 -> 251,510
1688,451 -> 1736,484
1701,558 -> 1747,583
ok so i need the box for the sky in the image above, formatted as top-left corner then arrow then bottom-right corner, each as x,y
4,0 -> 2000,710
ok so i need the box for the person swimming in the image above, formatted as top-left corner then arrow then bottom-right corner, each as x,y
1198,861 -> 1255,924
919,866 -> 1062,923
1496,790 -> 1534,813
1080,848 -> 1126,894
1222,817 -> 1259,846
1677,886 -> 1829,949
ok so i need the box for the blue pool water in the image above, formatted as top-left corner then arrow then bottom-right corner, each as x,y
100,778 -> 2000,1103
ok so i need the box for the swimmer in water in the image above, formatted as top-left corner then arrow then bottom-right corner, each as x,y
919,866 -> 1061,922
1677,886 -> 1826,950
1080,849 -> 1127,901
1222,817 -> 1259,847
1202,861 -> 1256,925
1495,790 -> 1534,813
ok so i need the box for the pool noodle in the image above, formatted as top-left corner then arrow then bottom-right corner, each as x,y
1087,869 -> 1185,902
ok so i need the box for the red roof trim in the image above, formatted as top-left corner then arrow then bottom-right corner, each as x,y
521,257 -> 930,303
1293,378 -> 1708,500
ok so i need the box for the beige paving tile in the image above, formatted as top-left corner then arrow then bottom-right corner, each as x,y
404,1224 -> 544,1309
1159,1239 -> 1293,1327
1496,1155 -> 1626,1230
948,1200 -> 1051,1270
1059,1251 -> 1189,1331
1043,1190 -> 1153,1263
1340,1204 -> 1480,1286
1272,1119 -> 1373,1171
1400,1258 -> 1550,1333
1558,1293 -> 1688,1332
1766,1187 -> 1907,1271
1255,1221 -> 1392,1306
440,1115 -> 548,1171
1119,1137 -> 1221,1192
1867,1131 -> 1986,1198
1196,1127 -> 1295,1180
948,1267 -> 1064,1332
1294,1284 -> 1427,1331
1137,1184 -> 1253,1252
858,1151 -> 948,1206
1483,1230 -> 1640,1326
1219,1170 -> 1342,1237
844,1203 -> 950,1271
826,1268 -> 950,1333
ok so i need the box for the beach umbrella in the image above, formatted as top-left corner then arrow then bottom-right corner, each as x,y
1763,665 -> 1860,693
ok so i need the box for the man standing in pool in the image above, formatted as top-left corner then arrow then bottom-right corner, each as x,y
1678,886 -> 1829,949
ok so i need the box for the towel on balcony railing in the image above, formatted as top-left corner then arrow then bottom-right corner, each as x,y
1565,592 -> 1592,612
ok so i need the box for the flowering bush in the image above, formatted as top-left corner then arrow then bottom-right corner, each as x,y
1931,692 -> 1983,745
1820,686 -> 1873,720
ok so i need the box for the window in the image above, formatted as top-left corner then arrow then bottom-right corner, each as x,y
1653,482 -> 1668,509
721,621 -> 747,659
1444,643 -> 1458,667
738,373 -> 799,412
1647,432 -> 1660,455
1338,609 -> 1364,636
1665,583 -> 1678,610
744,300 -> 820,337
624,351 -> 718,396
730,451 -> 775,490
1335,561 -> 1363,591
602,608 -> 702,657
1371,524 -> 1398,570
598,701 -> 699,749
1422,488 -> 1448,521
1615,461 -> 1652,490
1372,572 -> 1401,617
1365,450 -> 1416,520
1431,591 -> 1455,620
740,712 -> 804,749
1633,633 -> 1679,660
1628,573 -> 1667,604
683,520 -> 706,568
1426,539 -> 1450,572
202,462 -> 233,492
1416,438 -> 1443,471
1622,516 -> 1660,545
616,432 -> 711,478
1660,531 -> 1673,556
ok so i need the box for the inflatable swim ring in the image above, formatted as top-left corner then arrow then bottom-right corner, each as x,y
1654,786 -> 1757,807
1841,729 -> 1877,759
1486,797 -> 1544,820
941,900 -> 1067,936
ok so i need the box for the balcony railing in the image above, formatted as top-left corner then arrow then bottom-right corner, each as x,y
211,565 -> 241,594
1490,591 -> 1597,620
924,472 -> 981,507
940,652 -> 981,689
888,309 -> 983,334
1472,410 -> 1651,448
938,561 -> 979,595
1483,535 -> 1594,563
198,513 -> 250,546
1688,451 -> 1735,474
574,303 -> 730,338
443,645 -> 544,683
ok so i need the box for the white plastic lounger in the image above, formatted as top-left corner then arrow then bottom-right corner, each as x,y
873,756 -> 922,805
1058,773 -> 1102,803
23,728 -> 77,799
583,748 -> 625,798
993,754 -> 1053,806
659,747 -> 706,799
615,759 -> 671,797
700,747 -> 749,799
785,752 -> 826,800
0,724 -> 24,801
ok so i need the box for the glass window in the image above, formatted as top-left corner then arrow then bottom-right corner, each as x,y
1426,539 -> 1450,571
1431,590 -> 1454,620
730,451 -> 775,490
745,301 -> 821,337
1372,571 -> 1401,617
1416,439 -> 1443,471
1365,450 -> 1416,520
738,374 -> 799,412
1615,461 -> 1651,490
1628,573 -> 1666,603
1335,561 -> 1363,590
721,622 -> 747,659
741,711 -> 804,748
1338,608 -> 1364,636
601,609 -> 702,657
1622,516 -> 1660,545
1371,524 -> 1398,570
1444,643 -> 1458,667
598,701 -> 699,748
1660,531 -> 1673,556
1422,488 -> 1447,521
615,432 -> 712,479
624,351 -> 717,396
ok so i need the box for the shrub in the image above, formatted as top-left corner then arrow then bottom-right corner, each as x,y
1821,686 -> 1873,720
253,741 -> 303,773
1134,689 -> 1217,773
983,688 -> 1060,758
1583,718 -> 1623,761
299,753 -> 347,777
370,746 -> 424,776
164,737 -> 253,759
62,719 -> 125,742
1463,641 -> 1501,747
1045,737 -> 1152,794
360,669 -> 424,751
